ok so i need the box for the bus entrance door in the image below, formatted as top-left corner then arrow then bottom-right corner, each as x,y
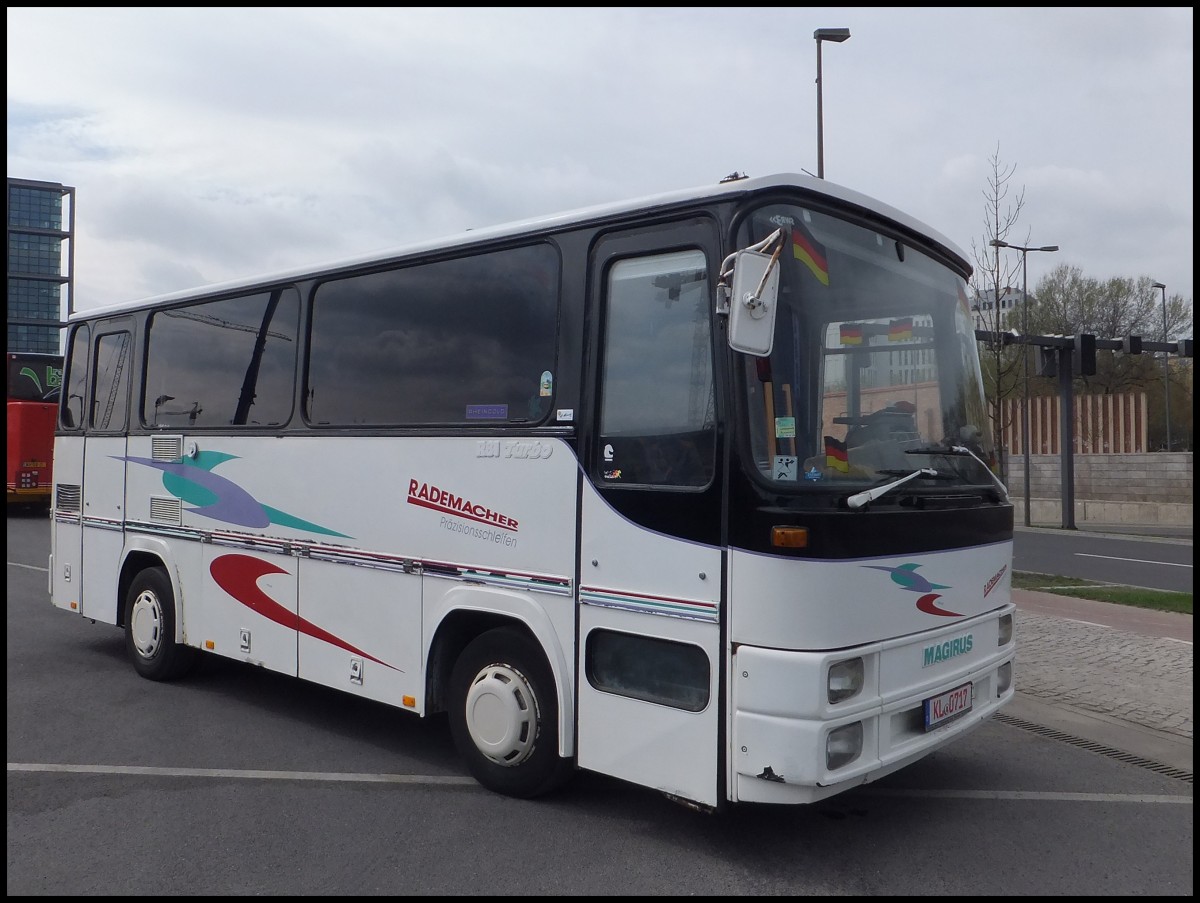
576,492 -> 722,808
575,226 -> 724,808
80,323 -> 134,623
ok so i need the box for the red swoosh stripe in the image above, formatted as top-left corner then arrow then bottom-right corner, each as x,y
916,593 -> 962,617
209,554 -> 394,668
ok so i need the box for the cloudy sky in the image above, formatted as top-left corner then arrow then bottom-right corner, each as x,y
6,7 -> 1194,316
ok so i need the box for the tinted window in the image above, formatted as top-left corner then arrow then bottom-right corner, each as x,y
7,353 -> 62,402
597,249 -> 715,487
143,288 -> 300,428
305,243 -> 559,426
91,331 -> 131,432
60,326 -> 90,430
585,629 -> 710,712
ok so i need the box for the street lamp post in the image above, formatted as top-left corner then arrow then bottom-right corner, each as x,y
1153,281 -> 1170,450
814,27 -> 850,179
990,239 -> 1058,526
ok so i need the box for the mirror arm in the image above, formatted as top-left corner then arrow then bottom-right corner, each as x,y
752,243 -> 783,301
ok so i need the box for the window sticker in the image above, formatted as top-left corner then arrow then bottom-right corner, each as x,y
775,416 -> 796,439
773,455 -> 798,481
539,371 -> 553,397
602,443 -> 621,479
466,404 -> 508,420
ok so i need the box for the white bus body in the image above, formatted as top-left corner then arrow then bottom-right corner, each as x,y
50,173 -> 1015,810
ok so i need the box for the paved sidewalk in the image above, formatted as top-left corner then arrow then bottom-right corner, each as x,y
1008,588 -> 1193,774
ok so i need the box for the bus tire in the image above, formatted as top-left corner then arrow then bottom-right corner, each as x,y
124,566 -> 198,682
448,626 -> 574,799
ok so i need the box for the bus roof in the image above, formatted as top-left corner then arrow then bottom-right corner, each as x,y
72,172 -> 971,320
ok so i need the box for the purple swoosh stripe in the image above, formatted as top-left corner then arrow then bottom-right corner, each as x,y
121,456 -> 270,528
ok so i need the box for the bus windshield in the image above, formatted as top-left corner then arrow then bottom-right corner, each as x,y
738,203 -> 996,491
7,352 -> 63,403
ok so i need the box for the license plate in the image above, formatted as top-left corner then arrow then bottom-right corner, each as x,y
923,682 -> 973,731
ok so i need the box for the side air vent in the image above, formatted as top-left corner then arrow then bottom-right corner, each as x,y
56,484 -> 82,513
152,435 -> 184,461
149,496 -> 184,526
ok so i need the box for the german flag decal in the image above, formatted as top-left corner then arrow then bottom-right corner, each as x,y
888,318 -> 913,341
824,435 -> 849,473
792,221 -> 829,286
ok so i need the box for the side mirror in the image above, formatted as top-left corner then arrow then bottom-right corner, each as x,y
727,248 -> 780,356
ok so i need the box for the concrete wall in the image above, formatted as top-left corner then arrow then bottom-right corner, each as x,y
1006,452 -> 1193,527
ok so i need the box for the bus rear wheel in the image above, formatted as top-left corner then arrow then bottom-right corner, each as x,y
124,566 -> 198,681
448,626 -> 574,799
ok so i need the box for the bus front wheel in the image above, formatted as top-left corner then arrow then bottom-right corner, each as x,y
124,567 -> 198,681
448,627 -> 574,799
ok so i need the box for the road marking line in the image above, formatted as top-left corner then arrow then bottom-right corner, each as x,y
7,762 -> 479,786
1075,553 -> 1191,569
8,763 -> 1193,804
861,788 -> 1191,803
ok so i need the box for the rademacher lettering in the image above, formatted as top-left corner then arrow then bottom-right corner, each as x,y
407,479 -> 519,531
983,564 -> 1007,598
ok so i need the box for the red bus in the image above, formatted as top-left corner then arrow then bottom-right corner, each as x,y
7,351 -> 63,508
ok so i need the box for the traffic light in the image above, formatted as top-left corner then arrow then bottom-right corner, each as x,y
1122,335 -> 1142,355
1074,334 -> 1096,376
1037,347 -> 1058,377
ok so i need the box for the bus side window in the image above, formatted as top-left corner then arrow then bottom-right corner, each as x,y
597,249 -> 715,489
61,325 -> 90,431
641,434 -> 708,486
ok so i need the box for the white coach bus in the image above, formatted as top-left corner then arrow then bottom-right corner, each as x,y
50,172 -> 1015,810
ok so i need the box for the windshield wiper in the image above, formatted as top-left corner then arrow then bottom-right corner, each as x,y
905,443 -> 1010,501
847,468 -> 938,510
904,445 -> 968,457
876,469 -> 956,479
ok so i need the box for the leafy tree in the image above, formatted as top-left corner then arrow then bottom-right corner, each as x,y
1029,266 -> 1194,449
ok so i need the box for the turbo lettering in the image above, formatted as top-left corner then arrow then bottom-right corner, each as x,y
407,479 -> 519,531
503,440 -> 553,459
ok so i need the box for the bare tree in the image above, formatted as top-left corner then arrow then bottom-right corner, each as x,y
967,143 -> 1026,482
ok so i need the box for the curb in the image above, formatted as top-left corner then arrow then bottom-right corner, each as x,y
1005,693 -> 1193,776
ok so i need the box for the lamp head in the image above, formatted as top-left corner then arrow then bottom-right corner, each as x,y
814,27 -> 851,42
989,239 -> 1009,248
1153,281 -> 1166,290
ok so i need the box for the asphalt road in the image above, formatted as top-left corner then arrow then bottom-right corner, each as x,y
7,510 -> 1194,896
1014,525 -> 1193,593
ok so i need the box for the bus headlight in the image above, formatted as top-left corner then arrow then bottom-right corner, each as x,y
998,613 -> 1013,646
997,661 -> 1012,695
826,722 -> 864,770
827,657 -> 864,704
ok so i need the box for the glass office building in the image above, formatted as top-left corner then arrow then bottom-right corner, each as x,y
7,178 -> 75,354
